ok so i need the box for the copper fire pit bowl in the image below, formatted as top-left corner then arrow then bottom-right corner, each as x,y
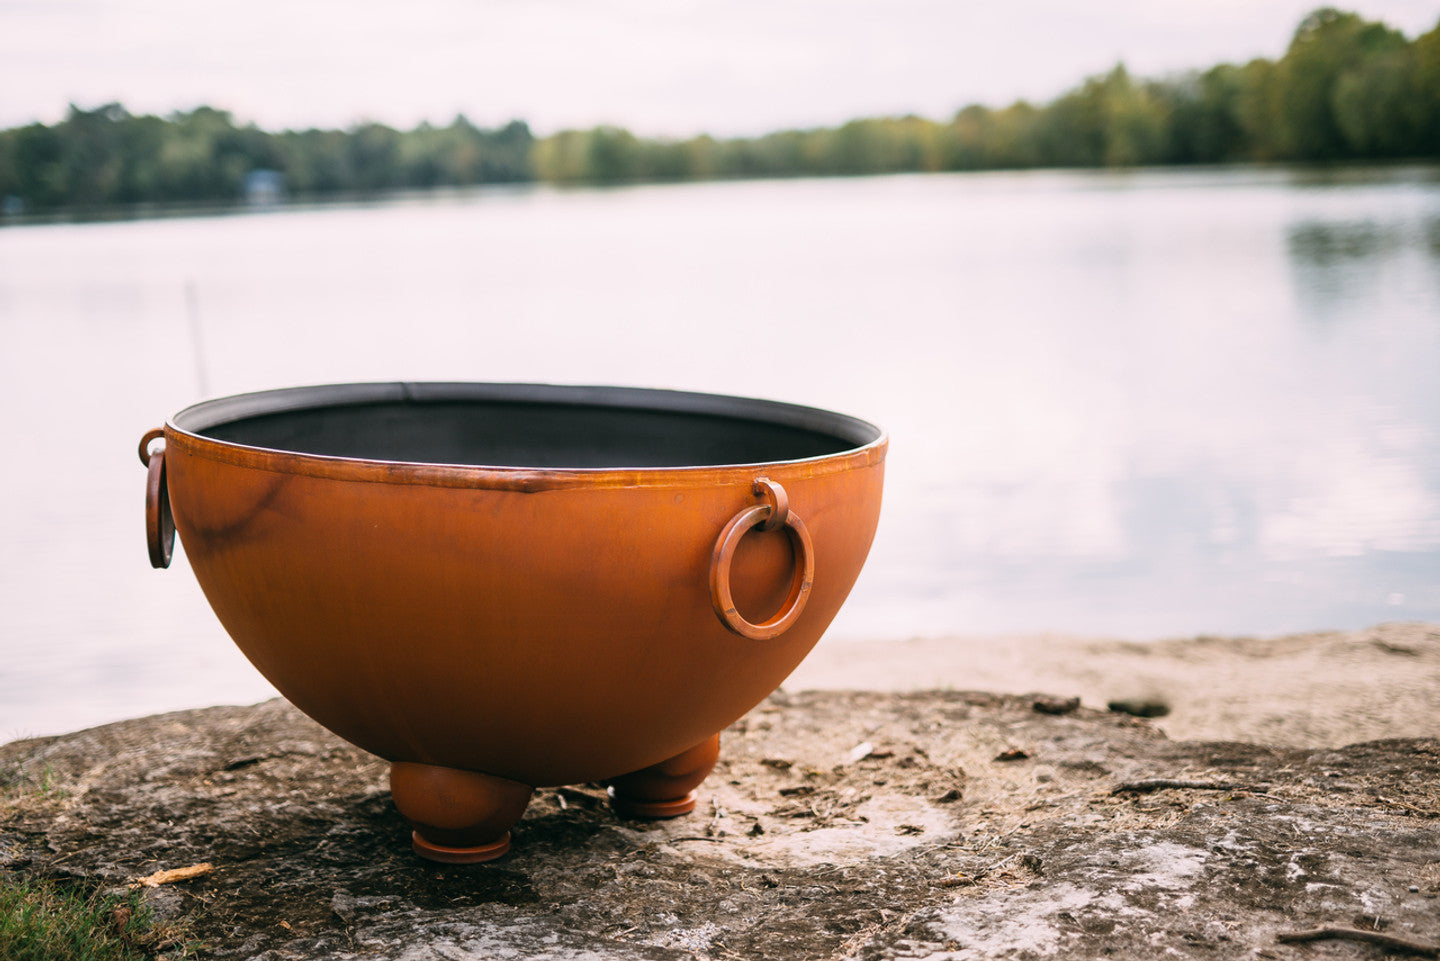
140,383 -> 886,863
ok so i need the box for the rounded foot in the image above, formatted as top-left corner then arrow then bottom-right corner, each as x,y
389,762 -> 533,863
611,791 -> 699,819
609,734 -> 720,820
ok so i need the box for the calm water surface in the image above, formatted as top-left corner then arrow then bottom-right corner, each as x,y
3,167 -> 1439,737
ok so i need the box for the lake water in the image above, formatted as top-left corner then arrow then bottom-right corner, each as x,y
2,166 -> 1439,739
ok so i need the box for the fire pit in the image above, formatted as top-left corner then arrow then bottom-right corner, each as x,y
140,383 -> 886,862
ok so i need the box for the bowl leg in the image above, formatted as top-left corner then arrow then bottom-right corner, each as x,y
389,762 -> 534,864
608,733 -> 721,819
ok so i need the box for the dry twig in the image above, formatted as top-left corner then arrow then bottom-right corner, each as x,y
130,862 -> 214,888
1113,778 -> 1267,795
1277,925 -> 1440,957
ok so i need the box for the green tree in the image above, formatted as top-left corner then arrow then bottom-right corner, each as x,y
59,103 -> 127,206
585,127 -> 641,182
1276,7 -> 1408,158
346,122 -> 402,192
1415,22 -> 1440,154
1333,45 -> 1424,155
6,122 -> 65,207
532,129 -> 590,183
943,104 -> 1034,169
152,107 -> 269,201
1099,66 -> 1171,165
279,128 -> 352,193
1169,65 -> 1250,163
1235,58 -> 1285,160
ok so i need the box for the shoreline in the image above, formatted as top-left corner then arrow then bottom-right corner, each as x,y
4,622 -> 1435,753
790,621 -> 1440,749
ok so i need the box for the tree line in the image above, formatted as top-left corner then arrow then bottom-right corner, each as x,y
0,106 -> 533,213
1,7 -> 1436,215
535,8 -> 1439,182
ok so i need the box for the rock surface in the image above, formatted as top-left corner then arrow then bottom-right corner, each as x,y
2,691 -> 1437,959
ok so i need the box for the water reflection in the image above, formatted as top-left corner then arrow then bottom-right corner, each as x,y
1288,219 -> 1398,263
1426,216 -> 1440,258
1288,218 -> 1423,328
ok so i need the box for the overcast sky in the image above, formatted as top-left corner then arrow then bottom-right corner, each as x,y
2,0 -> 1437,137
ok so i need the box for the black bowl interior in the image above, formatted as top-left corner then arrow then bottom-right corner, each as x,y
176,384 -> 882,470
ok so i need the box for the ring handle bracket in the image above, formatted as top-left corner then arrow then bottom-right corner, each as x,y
138,427 -> 165,467
709,477 -> 814,640
753,477 -> 789,532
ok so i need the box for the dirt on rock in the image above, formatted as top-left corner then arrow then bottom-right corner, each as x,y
2,687 -> 1437,960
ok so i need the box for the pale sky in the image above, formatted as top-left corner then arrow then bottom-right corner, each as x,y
2,0 -> 1437,137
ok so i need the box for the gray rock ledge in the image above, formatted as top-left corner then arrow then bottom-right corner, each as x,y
2,691 -> 1437,960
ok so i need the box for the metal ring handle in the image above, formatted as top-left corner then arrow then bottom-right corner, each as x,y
144,438 -> 175,569
709,479 -> 814,640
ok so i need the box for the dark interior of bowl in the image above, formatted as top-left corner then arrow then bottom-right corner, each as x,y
177,384 -> 881,469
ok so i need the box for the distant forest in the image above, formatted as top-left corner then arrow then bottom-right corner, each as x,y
2,7 -> 1437,216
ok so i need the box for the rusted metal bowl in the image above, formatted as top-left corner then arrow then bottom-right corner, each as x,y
141,383 -> 886,862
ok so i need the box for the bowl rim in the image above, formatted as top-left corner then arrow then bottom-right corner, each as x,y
164,381 -> 888,491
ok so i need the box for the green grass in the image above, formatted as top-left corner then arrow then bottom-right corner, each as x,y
1,764 -> 64,799
0,874 -> 191,960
